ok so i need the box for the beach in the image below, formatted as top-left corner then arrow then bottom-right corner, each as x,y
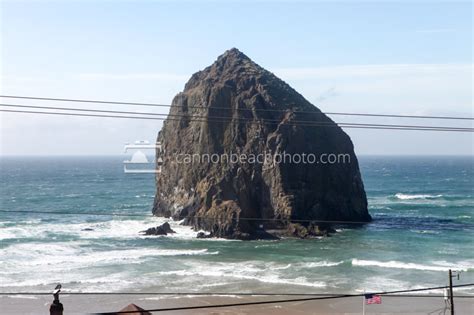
1,294 -> 473,314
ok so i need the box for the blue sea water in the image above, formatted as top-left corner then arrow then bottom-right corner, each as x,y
0,156 -> 473,295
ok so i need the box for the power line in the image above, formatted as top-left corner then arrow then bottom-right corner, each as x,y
1,292 -> 472,298
0,292 -> 350,296
93,283 -> 474,314
1,103 -> 473,132
1,94 -> 473,121
0,103 -> 170,117
377,295 -> 474,299
1,109 -> 473,133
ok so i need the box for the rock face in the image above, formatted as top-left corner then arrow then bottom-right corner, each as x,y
152,48 -> 370,239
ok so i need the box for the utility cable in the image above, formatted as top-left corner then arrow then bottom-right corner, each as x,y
1,103 -> 473,132
1,109 -> 472,132
1,94 -> 472,121
92,283 -> 474,314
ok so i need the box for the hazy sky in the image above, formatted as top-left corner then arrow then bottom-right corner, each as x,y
1,0 -> 472,156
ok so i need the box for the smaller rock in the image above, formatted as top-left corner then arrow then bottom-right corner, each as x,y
160,222 -> 176,234
252,229 -> 280,240
141,222 -> 176,236
81,228 -> 94,231
307,223 -> 336,236
196,232 -> 212,239
287,223 -> 309,238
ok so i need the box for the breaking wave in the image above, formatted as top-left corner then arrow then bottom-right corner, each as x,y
395,193 -> 443,200
159,261 -> 327,288
0,217 -> 200,241
352,259 -> 473,272
299,261 -> 344,268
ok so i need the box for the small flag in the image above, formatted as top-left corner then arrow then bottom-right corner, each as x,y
365,294 -> 382,304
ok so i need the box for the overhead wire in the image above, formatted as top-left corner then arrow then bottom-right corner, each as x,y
92,283 -> 474,314
1,292 -> 473,298
1,94 -> 473,121
1,103 -> 473,132
0,108 -> 472,132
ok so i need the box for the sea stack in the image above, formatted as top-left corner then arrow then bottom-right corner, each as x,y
152,48 -> 371,239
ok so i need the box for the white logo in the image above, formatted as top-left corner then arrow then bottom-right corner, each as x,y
123,140 -> 163,173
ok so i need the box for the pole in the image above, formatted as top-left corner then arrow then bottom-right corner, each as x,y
50,284 -> 63,315
362,290 -> 365,315
49,294 -> 63,315
449,269 -> 454,315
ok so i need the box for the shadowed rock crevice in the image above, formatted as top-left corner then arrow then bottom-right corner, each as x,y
152,48 -> 371,239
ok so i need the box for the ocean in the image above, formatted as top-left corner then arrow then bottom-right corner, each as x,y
1,156 -> 473,295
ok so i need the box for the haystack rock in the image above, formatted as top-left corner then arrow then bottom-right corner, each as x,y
152,48 -> 371,239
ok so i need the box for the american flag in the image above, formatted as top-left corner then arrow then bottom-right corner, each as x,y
365,294 -> 382,304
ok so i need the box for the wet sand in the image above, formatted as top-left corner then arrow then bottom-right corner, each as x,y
1,294 -> 473,314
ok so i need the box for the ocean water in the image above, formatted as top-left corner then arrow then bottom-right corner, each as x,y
0,156 -> 473,295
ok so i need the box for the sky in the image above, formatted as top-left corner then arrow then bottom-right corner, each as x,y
0,0 -> 472,156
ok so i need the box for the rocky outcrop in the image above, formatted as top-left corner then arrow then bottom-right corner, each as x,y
152,48 -> 370,239
141,222 -> 176,236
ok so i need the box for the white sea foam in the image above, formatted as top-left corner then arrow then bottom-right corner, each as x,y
0,217 -> 203,241
0,229 -> 23,239
427,260 -> 474,271
437,248 -> 460,255
410,229 -> 440,234
299,261 -> 344,268
160,269 -> 326,288
355,276 -> 412,293
139,294 -> 243,301
395,193 -> 443,200
158,261 -> 326,288
270,263 -> 292,270
1,243 -> 216,266
0,241 -> 218,288
352,259 -> 473,272
0,272 -> 138,290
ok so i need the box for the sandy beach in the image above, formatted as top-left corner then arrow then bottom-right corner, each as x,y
1,294 -> 472,314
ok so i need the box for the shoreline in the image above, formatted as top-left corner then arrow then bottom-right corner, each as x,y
1,293 -> 473,314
